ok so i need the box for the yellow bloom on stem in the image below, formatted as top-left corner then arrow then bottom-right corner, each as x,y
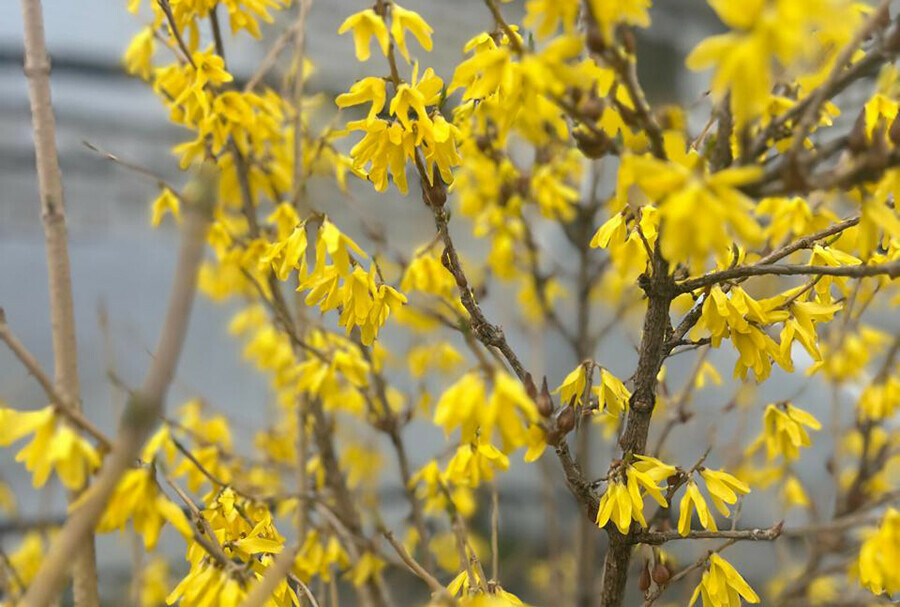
782,475 -> 810,508
484,371 -> 540,452
592,369 -> 631,418
700,467 -> 751,516
139,558 -> 171,607
618,131 -> 763,272
316,219 -> 367,276
449,46 -> 512,101
347,552 -> 386,587
689,553 -> 760,606
336,77 -> 387,124
756,402 -> 821,460
389,4 -> 433,62
124,27 -> 155,80
401,250 -> 457,300
856,507 -> 900,595
0,405 -> 100,491
524,0 -> 580,39
346,118 -> 416,193
590,211 -> 627,249
445,439 -> 510,487
555,364 -> 587,406
596,458 -> 673,534
586,0 -> 651,42
3,532 -> 45,598
260,221 -> 308,281
338,9 -> 390,62
595,479 -> 634,534
94,467 -> 193,550
678,481 -> 718,536
434,372 -> 487,440
150,188 -> 181,227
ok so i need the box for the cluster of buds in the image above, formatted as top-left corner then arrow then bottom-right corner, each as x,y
523,372 -> 576,446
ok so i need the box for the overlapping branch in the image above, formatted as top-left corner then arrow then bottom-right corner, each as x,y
20,164 -> 216,607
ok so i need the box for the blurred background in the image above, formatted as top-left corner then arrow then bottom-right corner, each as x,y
0,0 -> 891,604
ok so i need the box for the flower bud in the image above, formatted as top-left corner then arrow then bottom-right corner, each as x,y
652,563 -> 671,586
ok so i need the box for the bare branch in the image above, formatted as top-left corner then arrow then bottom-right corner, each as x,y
631,522 -> 783,546
676,259 -> 900,294
20,164 -> 215,607
0,311 -> 113,451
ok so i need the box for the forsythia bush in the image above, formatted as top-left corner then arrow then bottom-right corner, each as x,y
4,0 -> 900,606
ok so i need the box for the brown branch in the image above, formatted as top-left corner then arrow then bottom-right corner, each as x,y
290,0 -> 313,210
0,311 -> 113,451
244,22 -> 302,92
20,0 -> 99,601
666,216 -> 861,351
82,140 -> 177,192
631,522 -> 783,546
787,0 -> 892,159
382,529 -> 454,604
20,164 -> 215,607
747,18 -> 899,159
641,538 -> 741,607
676,259 -> 900,293
238,542 -> 320,607
157,0 -> 195,68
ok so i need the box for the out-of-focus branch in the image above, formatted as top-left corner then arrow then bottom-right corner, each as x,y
787,0 -> 893,159
0,311 -> 113,451
238,542 -> 320,607
20,0 -> 98,600
382,529 -> 454,605
20,164 -> 215,607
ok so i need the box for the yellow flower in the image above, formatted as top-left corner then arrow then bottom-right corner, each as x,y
689,553 -> 760,606
856,508 -> 900,595
434,373 -> 487,440
586,0 -> 651,42
596,458 -> 673,534
592,369 -> 630,418
165,561 -> 245,607
401,250 -> 457,300
555,364 -> 587,407
695,361 -> 723,389
94,467 -> 193,550
345,552 -> 385,588
449,46 -> 512,101
389,4 -> 433,62
139,558 -> 171,607
338,9 -> 390,62
590,211 -> 628,249
346,118 -> 416,192
700,468 -> 751,516
260,221 -> 308,281
782,475 -> 810,508
678,481 -> 718,536
857,377 -> 900,421
524,0 -> 580,39
484,371 -> 540,452
316,219 -> 368,276
2,532 -> 45,599
0,405 -> 101,491
150,187 -> 181,227
618,132 -> 763,272
407,341 -> 464,378
445,439 -> 509,487
124,27 -> 155,80
336,77 -> 387,124
756,402 -> 821,460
